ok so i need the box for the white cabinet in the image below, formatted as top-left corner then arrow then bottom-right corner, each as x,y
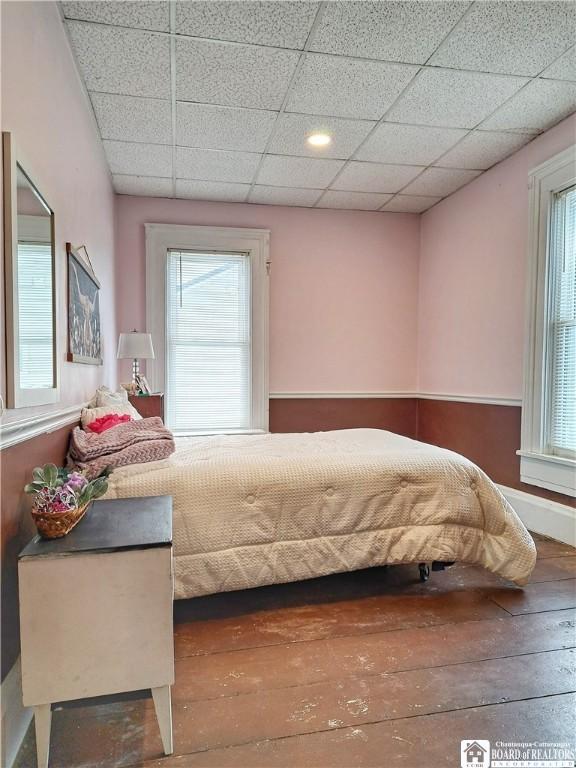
18,496 -> 174,767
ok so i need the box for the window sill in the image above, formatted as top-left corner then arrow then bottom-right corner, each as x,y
517,451 -> 576,497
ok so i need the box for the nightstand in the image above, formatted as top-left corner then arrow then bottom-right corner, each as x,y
129,393 -> 164,420
18,496 -> 174,768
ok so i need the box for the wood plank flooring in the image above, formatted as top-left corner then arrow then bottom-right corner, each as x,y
14,534 -> 576,768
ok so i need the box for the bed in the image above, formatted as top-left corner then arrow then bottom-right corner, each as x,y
103,428 -> 537,599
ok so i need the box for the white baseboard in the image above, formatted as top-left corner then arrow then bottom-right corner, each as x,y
1,657 -> 32,768
498,484 -> 576,547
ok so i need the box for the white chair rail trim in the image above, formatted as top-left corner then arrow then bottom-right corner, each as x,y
269,392 -> 522,406
0,404 -> 82,451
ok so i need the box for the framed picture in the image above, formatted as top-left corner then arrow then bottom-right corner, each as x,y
66,243 -> 102,365
135,374 -> 152,395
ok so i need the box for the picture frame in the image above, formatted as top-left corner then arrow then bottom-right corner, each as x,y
66,243 -> 102,365
135,374 -> 152,395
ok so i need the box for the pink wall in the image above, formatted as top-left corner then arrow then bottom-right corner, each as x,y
1,1 -> 116,418
418,114 -> 576,399
115,198 -> 421,392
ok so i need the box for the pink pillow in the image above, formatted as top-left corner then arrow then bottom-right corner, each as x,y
86,413 -> 132,434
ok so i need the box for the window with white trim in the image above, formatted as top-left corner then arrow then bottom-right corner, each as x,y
520,146 -> 576,497
145,224 -> 269,435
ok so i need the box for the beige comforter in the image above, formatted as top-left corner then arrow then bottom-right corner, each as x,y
103,429 -> 536,598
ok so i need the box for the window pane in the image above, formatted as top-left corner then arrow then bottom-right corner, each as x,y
17,242 -> 54,389
548,184 -> 576,455
166,250 -> 251,433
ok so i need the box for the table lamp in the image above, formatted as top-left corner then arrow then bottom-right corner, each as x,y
117,331 -> 155,383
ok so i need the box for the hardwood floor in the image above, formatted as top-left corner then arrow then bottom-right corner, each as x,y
15,534 -> 576,768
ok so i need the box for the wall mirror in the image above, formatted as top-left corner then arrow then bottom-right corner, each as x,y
3,132 -> 58,408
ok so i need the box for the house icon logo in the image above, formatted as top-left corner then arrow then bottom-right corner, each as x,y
461,740 -> 490,768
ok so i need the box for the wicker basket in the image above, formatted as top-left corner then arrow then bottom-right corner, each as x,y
31,502 -> 90,540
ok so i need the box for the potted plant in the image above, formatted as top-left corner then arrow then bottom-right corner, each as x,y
24,464 -> 110,539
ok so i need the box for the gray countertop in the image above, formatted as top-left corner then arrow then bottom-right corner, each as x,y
19,495 -> 172,558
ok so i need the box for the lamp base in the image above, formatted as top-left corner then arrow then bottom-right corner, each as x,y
132,359 -> 140,383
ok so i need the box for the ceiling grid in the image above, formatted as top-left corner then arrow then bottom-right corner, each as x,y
60,0 -> 576,212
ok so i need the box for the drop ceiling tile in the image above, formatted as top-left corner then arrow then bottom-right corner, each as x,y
316,190 -> 393,210
62,1 -> 169,31
332,162 -> 423,193
402,167 -> 481,196
249,186 -> 323,207
175,180 -> 250,202
430,2 -> 576,77
310,1 -> 469,64
176,147 -> 260,183
268,114 -> 375,159
66,21 -> 170,98
257,155 -> 344,189
480,78 -> 576,132
113,175 -> 173,197
287,54 -> 418,120
387,68 -> 528,128
437,131 -> 533,170
356,123 -> 467,165
176,103 -> 276,153
176,38 -> 299,110
542,46 -> 576,82
91,93 -> 172,144
175,1 -> 319,49
383,195 -> 442,213
103,140 -> 172,176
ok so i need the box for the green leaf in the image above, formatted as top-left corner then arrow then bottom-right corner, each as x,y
43,464 -> 58,487
89,477 -> 109,500
32,467 -> 45,482
24,481 -> 45,494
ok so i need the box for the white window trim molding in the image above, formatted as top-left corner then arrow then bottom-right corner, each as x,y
145,223 -> 270,434
520,145 -> 576,497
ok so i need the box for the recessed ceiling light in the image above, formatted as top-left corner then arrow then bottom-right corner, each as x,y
307,133 -> 332,147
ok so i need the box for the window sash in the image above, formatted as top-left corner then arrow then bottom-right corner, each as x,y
165,249 -> 252,434
545,184 -> 576,459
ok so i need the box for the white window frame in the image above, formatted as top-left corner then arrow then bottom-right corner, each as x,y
519,145 -> 576,497
145,223 -> 270,434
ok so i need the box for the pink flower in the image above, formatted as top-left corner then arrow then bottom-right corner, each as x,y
65,472 -> 88,492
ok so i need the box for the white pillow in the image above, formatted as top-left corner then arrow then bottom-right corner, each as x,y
81,404 -> 142,429
87,386 -> 129,409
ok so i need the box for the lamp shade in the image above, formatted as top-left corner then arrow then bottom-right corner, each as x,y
117,332 -> 155,360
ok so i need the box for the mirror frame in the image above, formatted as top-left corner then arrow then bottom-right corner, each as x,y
2,132 -> 59,408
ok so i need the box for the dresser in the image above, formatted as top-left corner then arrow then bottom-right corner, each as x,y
129,393 -> 164,420
18,496 -> 174,768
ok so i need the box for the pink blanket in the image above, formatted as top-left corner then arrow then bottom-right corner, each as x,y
68,417 -> 175,477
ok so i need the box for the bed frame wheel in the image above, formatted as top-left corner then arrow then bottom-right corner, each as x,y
418,563 -> 430,582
